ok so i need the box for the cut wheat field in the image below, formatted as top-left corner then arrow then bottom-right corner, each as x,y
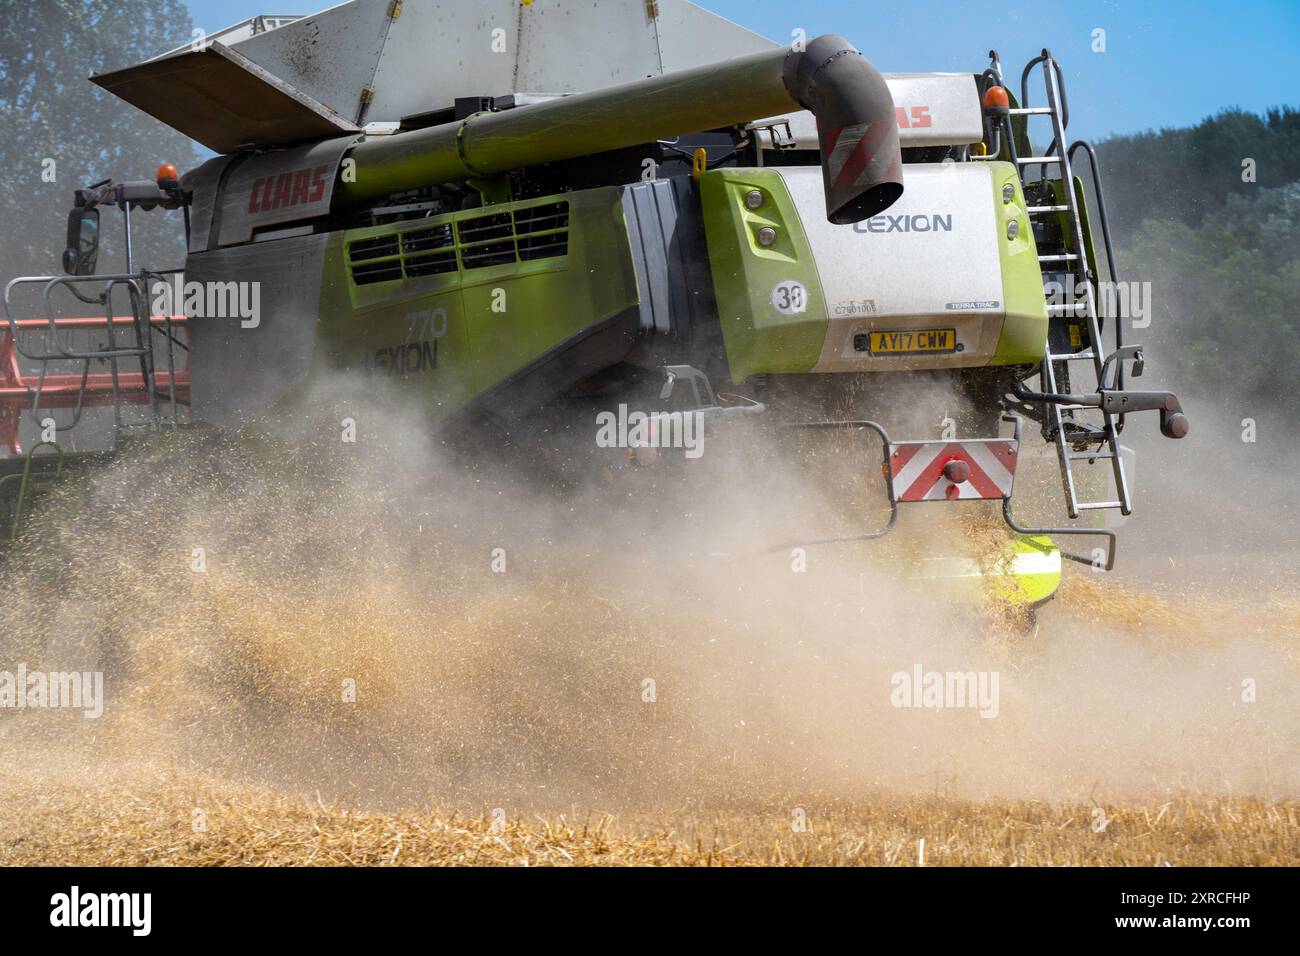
0,771 -> 1294,866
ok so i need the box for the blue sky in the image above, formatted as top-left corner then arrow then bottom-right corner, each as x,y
185,0 -> 1297,143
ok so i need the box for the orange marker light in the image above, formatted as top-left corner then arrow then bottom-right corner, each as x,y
982,85 -> 1010,114
156,162 -> 180,187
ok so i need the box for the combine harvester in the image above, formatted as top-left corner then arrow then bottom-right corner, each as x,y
0,0 -> 1187,612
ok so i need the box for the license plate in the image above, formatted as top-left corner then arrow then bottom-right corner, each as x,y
866,329 -> 957,355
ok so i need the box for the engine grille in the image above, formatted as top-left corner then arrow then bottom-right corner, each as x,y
348,201 -> 569,286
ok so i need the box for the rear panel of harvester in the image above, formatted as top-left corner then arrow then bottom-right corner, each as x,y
301,159 -> 1050,426
699,162 -> 1047,382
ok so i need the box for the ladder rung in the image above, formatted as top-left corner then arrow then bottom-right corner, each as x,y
1067,450 -> 1117,460
1046,303 -> 1090,317
1047,351 -> 1098,361
1064,427 -> 1110,441
1017,156 -> 1061,165
1027,204 -> 1070,214
1038,253 -> 1079,262
1008,107 -> 1055,116
1075,501 -> 1124,511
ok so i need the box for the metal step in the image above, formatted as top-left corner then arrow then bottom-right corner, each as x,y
1038,253 -> 1078,263
1028,204 -> 1070,214
1063,428 -> 1111,444
1067,449 -> 1117,461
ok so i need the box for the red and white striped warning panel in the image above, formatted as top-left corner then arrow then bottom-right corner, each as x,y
888,439 -> 1019,502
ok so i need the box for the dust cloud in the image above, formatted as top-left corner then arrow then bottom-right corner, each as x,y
0,374 -> 1296,820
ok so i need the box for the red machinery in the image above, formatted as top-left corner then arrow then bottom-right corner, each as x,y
0,313 -> 189,455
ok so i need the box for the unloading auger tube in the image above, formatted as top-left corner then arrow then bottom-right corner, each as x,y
334,35 -> 903,225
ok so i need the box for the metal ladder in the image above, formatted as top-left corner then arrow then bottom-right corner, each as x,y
1009,50 -> 1131,518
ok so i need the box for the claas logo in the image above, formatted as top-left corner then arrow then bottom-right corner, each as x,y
247,164 -> 332,214
895,105 -> 933,129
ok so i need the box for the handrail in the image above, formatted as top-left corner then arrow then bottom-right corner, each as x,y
2,269 -> 188,445
5,273 -> 151,361
1019,49 -> 1070,157
1067,139 -> 1126,418
0,440 -> 63,542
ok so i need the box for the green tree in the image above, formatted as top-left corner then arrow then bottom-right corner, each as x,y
1095,107 -> 1300,237
1117,183 -> 1300,421
0,0 -> 199,279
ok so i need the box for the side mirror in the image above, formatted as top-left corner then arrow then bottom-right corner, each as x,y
62,207 -> 100,275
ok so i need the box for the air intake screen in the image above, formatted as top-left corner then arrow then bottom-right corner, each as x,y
349,201 -> 569,285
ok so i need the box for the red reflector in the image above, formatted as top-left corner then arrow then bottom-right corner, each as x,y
942,459 -> 971,484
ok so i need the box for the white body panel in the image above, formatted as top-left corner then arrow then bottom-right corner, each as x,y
752,73 -> 984,150
111,0 -> 984,154
774,165 -> 1008,371
229,0 -> 775,124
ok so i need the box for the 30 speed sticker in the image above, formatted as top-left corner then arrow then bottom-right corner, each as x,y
771,280 -> 808,315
